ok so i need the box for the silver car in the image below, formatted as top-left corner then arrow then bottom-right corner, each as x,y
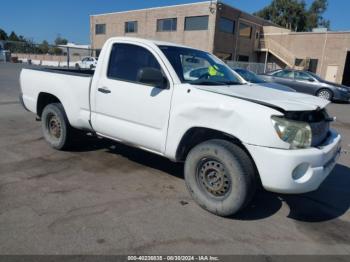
260,69 -> 350,101
233,68 -> 296,92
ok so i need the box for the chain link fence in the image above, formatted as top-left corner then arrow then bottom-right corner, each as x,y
226,61 -> 279,74
0,40 -> 98,68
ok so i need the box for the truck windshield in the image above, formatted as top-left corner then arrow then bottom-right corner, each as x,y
159,45 -> 242,86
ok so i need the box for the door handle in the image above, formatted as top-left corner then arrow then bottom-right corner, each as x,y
98,87 -> 111,94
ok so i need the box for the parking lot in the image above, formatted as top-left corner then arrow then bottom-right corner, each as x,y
0,63 -> 350,255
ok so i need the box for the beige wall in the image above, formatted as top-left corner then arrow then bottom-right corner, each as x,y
264,29 -> 350,83
90,2 -> 217,52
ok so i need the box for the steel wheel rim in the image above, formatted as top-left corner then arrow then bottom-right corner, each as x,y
47,113 -> 62,140
318,90 -> 331,100
196,158 -> 231,198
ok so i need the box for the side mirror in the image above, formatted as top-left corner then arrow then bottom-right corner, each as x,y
137,67 -> 168,89
308,78 -> 315,82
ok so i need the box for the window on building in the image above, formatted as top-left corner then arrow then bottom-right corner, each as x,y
237,55 -> 249,62
125,21 -> 138,33
95,24 -> 106,35
239,23 -> 252,38
184,16 -> 209,31
219,17 -> 235,34
157,18 -> 177,32
107,43 -> 161,85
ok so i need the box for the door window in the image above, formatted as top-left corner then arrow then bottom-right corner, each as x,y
273,70 -> 294,79
107,43 -> 162,84
295,72 -> 312,81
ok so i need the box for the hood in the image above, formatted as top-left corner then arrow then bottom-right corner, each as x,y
252,82 -> 296,92
195,84 -> 329,112
323,80 -> 350,89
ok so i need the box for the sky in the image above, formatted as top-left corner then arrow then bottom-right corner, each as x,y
0,0 -> 349,44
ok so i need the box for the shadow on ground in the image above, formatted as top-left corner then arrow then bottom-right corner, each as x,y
70,134 -> 350,222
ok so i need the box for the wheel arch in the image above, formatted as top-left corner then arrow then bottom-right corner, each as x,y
37,92 -> 65,118
176,127 -> 249,162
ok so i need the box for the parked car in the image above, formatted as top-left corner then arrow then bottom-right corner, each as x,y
20,37 -> 341,217
233,68 -> 296,92
260,69 -> 350,101
75,56 -> 98,69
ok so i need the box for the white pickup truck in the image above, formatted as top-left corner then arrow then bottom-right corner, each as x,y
20,37 -> 341,216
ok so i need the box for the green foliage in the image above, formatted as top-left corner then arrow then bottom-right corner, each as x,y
8,31 -> 20,41
0,28 -> 68,55
0,29 -> 8,40
254,0 -> 330,32
38,40 -> 49,54
54,36 -> 68,46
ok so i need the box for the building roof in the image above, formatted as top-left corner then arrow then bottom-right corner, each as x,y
91,1 -> 214,17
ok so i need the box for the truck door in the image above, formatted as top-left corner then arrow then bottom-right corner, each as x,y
91,42 -> 173,154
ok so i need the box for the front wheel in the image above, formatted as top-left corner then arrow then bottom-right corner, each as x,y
317,89 -> 333,101
184,139 -> 256,217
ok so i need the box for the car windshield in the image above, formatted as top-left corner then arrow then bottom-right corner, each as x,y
234,68 -> 265,83
158,45 -> 242,86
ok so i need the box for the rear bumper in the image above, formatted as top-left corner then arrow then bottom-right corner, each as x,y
245,129 -> 341,194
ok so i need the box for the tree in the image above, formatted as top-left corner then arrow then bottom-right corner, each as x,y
0,28 -> 8,40
254,0 -> 330,32
54,35 -> 68,46
38,40 -> 49,54
8,31 -> 20,42
306,0 -> 330,29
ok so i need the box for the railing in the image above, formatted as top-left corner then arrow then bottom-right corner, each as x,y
226,61 -> 279,74
258,38 -> 296,67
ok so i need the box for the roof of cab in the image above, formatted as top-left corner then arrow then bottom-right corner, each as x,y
107,36 -> 200,50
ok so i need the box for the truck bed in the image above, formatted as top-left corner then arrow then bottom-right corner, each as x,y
26,67 -> 95,77
20,67 -> 93,131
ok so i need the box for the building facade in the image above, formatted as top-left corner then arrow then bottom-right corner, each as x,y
90,1 -> 350,85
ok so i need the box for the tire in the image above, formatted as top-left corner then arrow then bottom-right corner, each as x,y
41,103 -> 76,150
75,63 -> 80,69
317,89 -> 333,101
184,139 -> 256,217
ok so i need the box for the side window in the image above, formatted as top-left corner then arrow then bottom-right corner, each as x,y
107,43 -> 161,84
274,70 -> 294,79
295,72 -> 312,81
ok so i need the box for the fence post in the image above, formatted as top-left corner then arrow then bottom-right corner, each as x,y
67,47 -> 70,68
264,51 -> 268,73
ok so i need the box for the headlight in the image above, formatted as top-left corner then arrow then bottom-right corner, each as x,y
336,87 -> 348,92
271,116 -> 312,149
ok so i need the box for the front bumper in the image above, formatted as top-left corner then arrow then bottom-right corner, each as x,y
333,89 -> 350,101
245,129 -> 341,194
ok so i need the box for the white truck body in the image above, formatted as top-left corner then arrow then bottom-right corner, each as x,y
20,37 -> 341,215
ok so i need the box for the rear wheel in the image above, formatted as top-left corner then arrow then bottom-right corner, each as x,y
317,89 -> 333,101
75,63 -> 80,69
184,139 -> 256,217
41,103 -> 76,150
